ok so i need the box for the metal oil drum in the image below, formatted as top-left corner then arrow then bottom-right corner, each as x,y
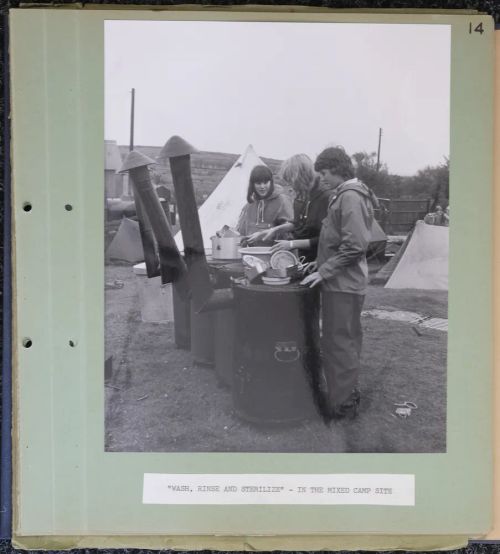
190,305 -> 215,366
214,308 -> 235,387
232,281 -> 321,424
210,261 -> 245,387
172,281 -> 191,350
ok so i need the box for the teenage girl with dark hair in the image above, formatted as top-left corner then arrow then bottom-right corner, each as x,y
236,164 -> 293,243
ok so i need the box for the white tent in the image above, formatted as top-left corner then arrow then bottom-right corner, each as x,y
370,219 -> 386,243
385,220 -> 448,290
174,145 -> 266,251
107,217 -> 144,264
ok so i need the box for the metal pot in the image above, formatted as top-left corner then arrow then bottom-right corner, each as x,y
211,235 -> 241,259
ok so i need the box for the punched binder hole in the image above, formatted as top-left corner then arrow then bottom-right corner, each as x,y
65,204 -> 73,211
22,338 -> 32,348
69,340 -> 76,347
23,202 -> 32,212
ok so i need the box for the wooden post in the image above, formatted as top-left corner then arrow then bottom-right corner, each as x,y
129,88 -> 135,152
376,127 -> 383,172
126,88 -> 159,277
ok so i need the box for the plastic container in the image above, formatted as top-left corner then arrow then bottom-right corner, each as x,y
133,262 -> 174,323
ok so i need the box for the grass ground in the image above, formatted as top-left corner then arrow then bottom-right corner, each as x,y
105,264 -> 447,453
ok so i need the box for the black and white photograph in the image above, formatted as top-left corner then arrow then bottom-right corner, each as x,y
104,20 -> 450,453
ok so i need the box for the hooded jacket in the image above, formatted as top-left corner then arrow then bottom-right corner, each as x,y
317,178 -> 378,294
236,183 -> 293,237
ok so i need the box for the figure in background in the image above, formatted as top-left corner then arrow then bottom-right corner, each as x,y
301,146 -> 379,420
434,205 -> 445,225
252,154 -> 338,262
156,184 -> 176,224
424,205 -> 448,226
237,165 -> 293,244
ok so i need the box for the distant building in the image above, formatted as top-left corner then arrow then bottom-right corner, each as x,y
105,140 -> 125,198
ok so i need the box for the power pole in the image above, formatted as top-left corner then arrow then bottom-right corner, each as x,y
129,88 -> 135,152
376,127 -> 383,172
127,88 -> 160,276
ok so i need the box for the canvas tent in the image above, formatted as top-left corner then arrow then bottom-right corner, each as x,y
371,231 -> 412,285
370,219 -> 386,243
174,145 -> 266,251
107,217 -> 144,263
384,220 -> 448,290
367,218 -> 387,260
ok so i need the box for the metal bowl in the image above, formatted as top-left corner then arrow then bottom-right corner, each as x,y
238,246 -> 273,265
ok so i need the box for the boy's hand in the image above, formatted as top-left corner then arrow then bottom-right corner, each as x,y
300,271 -> 323,288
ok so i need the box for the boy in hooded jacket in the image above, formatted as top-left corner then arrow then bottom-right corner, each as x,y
301,147 -> 379,420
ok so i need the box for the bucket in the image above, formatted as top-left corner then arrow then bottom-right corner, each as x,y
133,262 -> 174,323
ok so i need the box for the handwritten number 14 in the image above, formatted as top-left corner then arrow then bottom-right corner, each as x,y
469,22 -> 484,35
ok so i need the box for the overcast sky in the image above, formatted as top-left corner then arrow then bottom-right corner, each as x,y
105,20 -> 450,176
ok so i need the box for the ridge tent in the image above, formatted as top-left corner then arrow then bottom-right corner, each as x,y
367,218 -> 387,260
371,228 -> 413,285
370,218 -> 386,243
174,145 -> 266,251
384,220 -> 448,290
107,217 -> 145,264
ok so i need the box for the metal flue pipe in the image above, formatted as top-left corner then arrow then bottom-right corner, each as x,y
158,136 -> 217,312
125,89 -> 158,277
133,192 -> 160,278
119,150 -> 188,292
